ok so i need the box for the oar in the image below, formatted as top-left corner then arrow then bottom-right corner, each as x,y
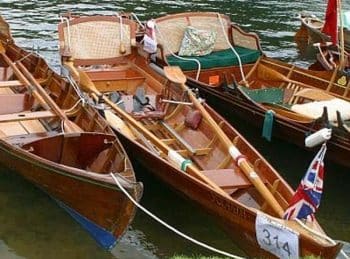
0,42 -> 49,109
163,66 -> 285,218
0,42 -> 81,133
64,62 -> 232,199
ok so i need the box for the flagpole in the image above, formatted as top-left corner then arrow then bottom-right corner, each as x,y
338,0 -> 345,70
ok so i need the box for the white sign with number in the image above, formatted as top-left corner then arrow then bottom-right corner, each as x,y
255,212 -> 299,259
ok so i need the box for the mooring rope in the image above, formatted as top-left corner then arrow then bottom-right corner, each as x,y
59,16 -> 72,52
109,173 -> 244,259
295,219 -> 349,259
217,13 -> 247,84
130,12 -> 145,29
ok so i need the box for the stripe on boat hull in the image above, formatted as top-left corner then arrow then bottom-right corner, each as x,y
55,199 -> 118,250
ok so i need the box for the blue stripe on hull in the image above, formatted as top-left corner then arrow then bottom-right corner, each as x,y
55,200 -> 118,250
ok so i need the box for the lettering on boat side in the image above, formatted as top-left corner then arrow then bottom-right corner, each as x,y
209,193 -> 251,219
255,212 -> 299,259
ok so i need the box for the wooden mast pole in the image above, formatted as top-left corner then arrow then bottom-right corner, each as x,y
338,0 -> 345,70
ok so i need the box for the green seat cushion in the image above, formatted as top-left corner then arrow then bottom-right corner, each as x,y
167,47 -> 261,71
239,86 -> 284,104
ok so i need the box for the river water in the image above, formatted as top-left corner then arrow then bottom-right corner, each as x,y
0,1 -> 349,258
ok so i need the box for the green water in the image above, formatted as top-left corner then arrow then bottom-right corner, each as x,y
0,1 -> 349,258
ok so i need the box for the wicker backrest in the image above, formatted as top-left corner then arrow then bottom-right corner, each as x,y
154,12 -> 231,56
58,15 -> 137,65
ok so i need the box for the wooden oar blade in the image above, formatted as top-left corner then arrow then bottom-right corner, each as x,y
0,41 -> 5,54
78,70 -> 100,96
64,61 -> 101,97
163,66 -> 187,84
63,119 -> 83,133
104,110 -> 136,140
63,61 -> 80,81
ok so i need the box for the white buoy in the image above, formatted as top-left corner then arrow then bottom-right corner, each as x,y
305,128 -> 332,148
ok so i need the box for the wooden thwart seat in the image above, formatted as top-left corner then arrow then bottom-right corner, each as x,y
201,168 -> 270,196
160,121 -> 196,154
0,110 -> 57,123
0,78 -> 46,88
284,83 -> 303,104
201,169 -> 253,190
0,120 -> 47,137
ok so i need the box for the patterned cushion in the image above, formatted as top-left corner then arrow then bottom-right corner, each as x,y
178,26 -> 217,56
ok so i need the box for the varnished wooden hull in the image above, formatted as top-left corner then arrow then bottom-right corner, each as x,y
297,14 -> 350,52
0,33 -> 142,248
0,137 -> 141,247
187,76 -> 350,168
114,105 -> 341,258
55,13 -> 342,257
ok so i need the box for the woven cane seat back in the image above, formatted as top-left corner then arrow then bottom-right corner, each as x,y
58,16 -> 137,65
154,12 -> 231,57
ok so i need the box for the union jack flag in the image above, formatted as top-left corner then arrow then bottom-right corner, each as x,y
284,143 -> 327,221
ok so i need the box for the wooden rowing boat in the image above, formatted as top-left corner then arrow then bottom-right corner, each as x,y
58,14 -> 342,258
0,16 -> 142,250
306,41 -> 350,73
295,12 -> 350,71
295,12 -> 350,52
151,12 -> 350,168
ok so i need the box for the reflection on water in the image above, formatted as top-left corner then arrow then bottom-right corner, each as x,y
0,168 -> 115,259
0,1 -> 349,258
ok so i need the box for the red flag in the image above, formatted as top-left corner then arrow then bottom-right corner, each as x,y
322,0 -> 338,45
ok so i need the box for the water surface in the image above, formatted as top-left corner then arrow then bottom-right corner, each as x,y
0,1 -> 349,258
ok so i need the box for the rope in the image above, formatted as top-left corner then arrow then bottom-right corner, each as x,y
60,16 -> 72,52
13,52 -> 34,64
130,12 -> 145,29
63,69 -> 88,103
295,219 -> 349,259
117,14 -> 124,43
64,98 -> 83,114
154,23 -> 202,81
217,13 -> 247,84
109,173 -> 244,259
61,119 -> 65,134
